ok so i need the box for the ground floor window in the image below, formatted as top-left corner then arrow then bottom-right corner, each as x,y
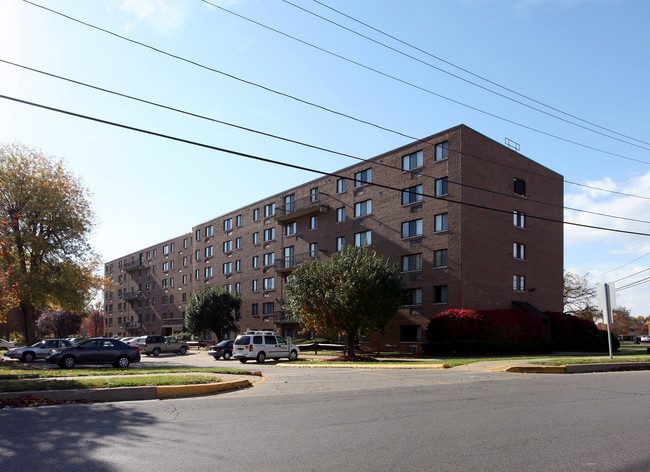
400,325 -> 421,342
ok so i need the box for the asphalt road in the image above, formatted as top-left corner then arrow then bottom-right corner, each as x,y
1,352 -> 649,471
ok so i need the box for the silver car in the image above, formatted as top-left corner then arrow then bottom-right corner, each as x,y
5,339 -> 73,362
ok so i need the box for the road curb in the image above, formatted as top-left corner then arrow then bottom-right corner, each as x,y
281,363 -> 451,369
156,379 -> 251,398
506,363 -> 650,374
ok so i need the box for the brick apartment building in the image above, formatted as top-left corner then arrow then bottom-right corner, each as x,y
103,124 -> 564,348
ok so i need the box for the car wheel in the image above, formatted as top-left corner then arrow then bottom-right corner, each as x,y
289,350 -> 298,361
115,356 -> 130,368
153,348 -> 161,357
239,359 -> 247,364
22,352 -> 35,362
223,352 -> 232,360
179,346 -> 187,355
256,351 -> 266,364
60,356 -> 76,369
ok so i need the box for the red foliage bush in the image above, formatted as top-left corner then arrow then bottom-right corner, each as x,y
427,308 -> 545,343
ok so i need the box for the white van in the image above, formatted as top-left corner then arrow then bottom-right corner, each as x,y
233,330 -> 299,363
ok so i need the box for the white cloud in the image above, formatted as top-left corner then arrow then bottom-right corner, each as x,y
117,0 -> 191,34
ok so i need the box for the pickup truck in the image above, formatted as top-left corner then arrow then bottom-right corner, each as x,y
138,335 -> 189,356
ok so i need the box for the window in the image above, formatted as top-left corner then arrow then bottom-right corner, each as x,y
513,275 -> 526,292
206,225 -> 214,237
434,285 -> 448,303
253,208 -> 260,221
183,256 -> 187,267
252,255 -> 259,268
182,293 -> 187,302
337,207 -> 346,222
435,213 -> 448,232
402,185 -> 423,205
435,141 -> 448,161
223,240 -> 232,252
195,229 -> 201,241
252,279 -> 259,292
163,244 -> 169,255
153,249 -> 157,258
263,277 -> 275,290
264,228 -> 275,241
402,219 -> 423,238
236,215 -> 242,227
285,222 -> 296,236
337,178 -> 346,193
514,210 -> 526,228
402,254 -> 422,272
310,215 -> 318,230
195,249 -> 200,261
336,236 -> 346,251
310,187 -> 319,202
435,177 -> 448,196
162,279 -> 168,289
264,203 -> 275,217
162,262 -> 169,272
235,237 -> 242,249
205,267 -> 213,278
263,252 -> 275,266
169,277 -> 174,288
263,302 -> 274,315
284,194 -> 295,213
223,262 -> 232,274
171,242 -> 175,253
253,232 -> 260,244
235,260 -> 241,272
355,168 -> 372,187
405,288 -> 422,305
354,230 -> 371,247
514,243 -> 526,260
182,274 -> 187,285
235,282 -> 241,294
146,251 -> 151,260
170,260 -> 174,270
514,178 -> 526,196
310,242 -> 318,257
223,219 -> 232,231
354,199 -> 372,217
162,296 -> 168,305
224,284 -> 231,293
183,238 -> 188,249
434,249 -> 448,268
402,150 -> 423,170
400,325 -> 421,342
205,246 -> 213,258
194,269 -> 200,281
252,303 -> 259,316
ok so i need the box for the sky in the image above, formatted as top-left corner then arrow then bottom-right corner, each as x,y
1,0 -> 649,316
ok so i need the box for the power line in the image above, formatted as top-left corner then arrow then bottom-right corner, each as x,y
3,92 -> 650,238
614,267 -> 650,283
4,57 -> 650,226
282,0 -> 650,153
200,0 -> 650,166
616,276 -> 650,292
307,0 -> 650,149
19,1 -> 650,201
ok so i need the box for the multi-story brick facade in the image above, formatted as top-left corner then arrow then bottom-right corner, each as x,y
103,124 -> 563,348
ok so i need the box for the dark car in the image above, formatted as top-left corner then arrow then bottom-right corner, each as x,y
46,337 -> 141,368
208,340 -> 234,360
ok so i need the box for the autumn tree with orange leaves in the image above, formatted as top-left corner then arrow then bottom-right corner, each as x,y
0,143 -> 105,344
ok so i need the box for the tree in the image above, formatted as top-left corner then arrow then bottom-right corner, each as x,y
564,271 -> 598,318
81,309 -> 104,337
36,309 -> 82,339
611,306 -> 635,336
0,143 -> 105,344
285,245 -> 407,357
185,285 -> 241,339
0,220 -> 19,324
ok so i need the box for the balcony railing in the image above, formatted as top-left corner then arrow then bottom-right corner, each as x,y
123,260 -> 144,272
274,194 -> 327,222
273,310 -> 298,325
274,251 -> 321,274
122,291 -> 144,301
124,321 -> 143,329
162,319 -> 184,327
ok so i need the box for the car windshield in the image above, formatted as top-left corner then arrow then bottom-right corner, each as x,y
234,336 -> 250,345
217,340 -> 231,347
31,341 -> 43,347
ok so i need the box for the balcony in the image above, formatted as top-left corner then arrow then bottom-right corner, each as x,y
274,195 -> 328,222
274,251 -> 322,274
124,260 -> 144,272
124,321 -> 143,329
273,310 -> 298,325
122,291 -> 143,302
162,319 -> 184,327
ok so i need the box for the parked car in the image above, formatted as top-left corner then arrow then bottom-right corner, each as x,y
67,337 -> 86,345
0,338 -> 16,350
137,335 -> 189,356
208,340 -> 234,360
46,337 -> 141,368
123,337 -> 143,347
640,335 -> 650,343
233,330 -> 299,364
5,339 -> 73,362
